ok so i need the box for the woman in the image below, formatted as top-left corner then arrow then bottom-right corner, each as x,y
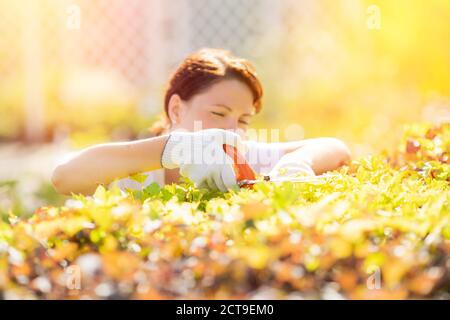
52,48 -> 351,196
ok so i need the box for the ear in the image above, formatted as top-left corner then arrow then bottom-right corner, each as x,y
167,94 -> 184,125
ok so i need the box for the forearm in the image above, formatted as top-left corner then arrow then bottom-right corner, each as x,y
278,138 -> 351,175
52,135 -> 169,195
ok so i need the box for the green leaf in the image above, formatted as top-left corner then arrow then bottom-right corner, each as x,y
129,173 -> 148,184
143,182 -> 161,198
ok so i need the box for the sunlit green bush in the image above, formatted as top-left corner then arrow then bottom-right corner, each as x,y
0,123 -> 448,299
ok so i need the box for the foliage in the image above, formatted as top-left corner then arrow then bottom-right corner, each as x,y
0,180 -> 68,223
255,0 -> 450,152
0,69 -> 153,145
0,123 -> 449,299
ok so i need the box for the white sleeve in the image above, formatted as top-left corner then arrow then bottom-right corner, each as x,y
243,140 -> 284,175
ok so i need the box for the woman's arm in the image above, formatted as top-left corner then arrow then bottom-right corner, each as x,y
268,138 -> 352,175
51,135 -> 169,196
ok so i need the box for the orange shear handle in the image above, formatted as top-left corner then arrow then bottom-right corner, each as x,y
222,144 -> 256,188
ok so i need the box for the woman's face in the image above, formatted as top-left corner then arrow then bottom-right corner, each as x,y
170,79 -> 256,133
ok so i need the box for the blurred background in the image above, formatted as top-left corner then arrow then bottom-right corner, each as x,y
1,0 -> 449,217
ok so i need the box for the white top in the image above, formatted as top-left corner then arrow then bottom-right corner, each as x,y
109,140 -> 284,192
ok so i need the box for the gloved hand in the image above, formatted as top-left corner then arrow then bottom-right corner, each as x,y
268,151 -> 315,178
161,129 -> 245,192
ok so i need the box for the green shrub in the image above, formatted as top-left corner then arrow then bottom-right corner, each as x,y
0,123 -> 448,299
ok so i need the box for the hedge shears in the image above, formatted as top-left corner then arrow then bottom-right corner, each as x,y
222,144 -> 335,189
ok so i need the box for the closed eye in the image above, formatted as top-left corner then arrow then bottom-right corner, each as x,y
239,119 -> 250,125
211,111 -> 225,117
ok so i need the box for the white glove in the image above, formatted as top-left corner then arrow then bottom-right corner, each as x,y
268,152 -> 315,178
161,129 -> 245,192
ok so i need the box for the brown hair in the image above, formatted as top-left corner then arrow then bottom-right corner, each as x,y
151,48 -> 263,135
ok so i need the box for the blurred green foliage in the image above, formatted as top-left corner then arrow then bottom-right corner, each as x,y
0,123 -> 448,299
0,69 -> 154,146
0,179 -> 68,222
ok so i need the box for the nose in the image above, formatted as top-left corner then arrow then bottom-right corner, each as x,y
221,125 -> 240,137
221,124 -> 246,139
221,117 -> 239,131
202,120 -> 235,131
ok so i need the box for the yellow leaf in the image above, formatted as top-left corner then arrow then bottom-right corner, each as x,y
129,173 -> 147,184
329,237 -> 353,258
93,185 -> 107,202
